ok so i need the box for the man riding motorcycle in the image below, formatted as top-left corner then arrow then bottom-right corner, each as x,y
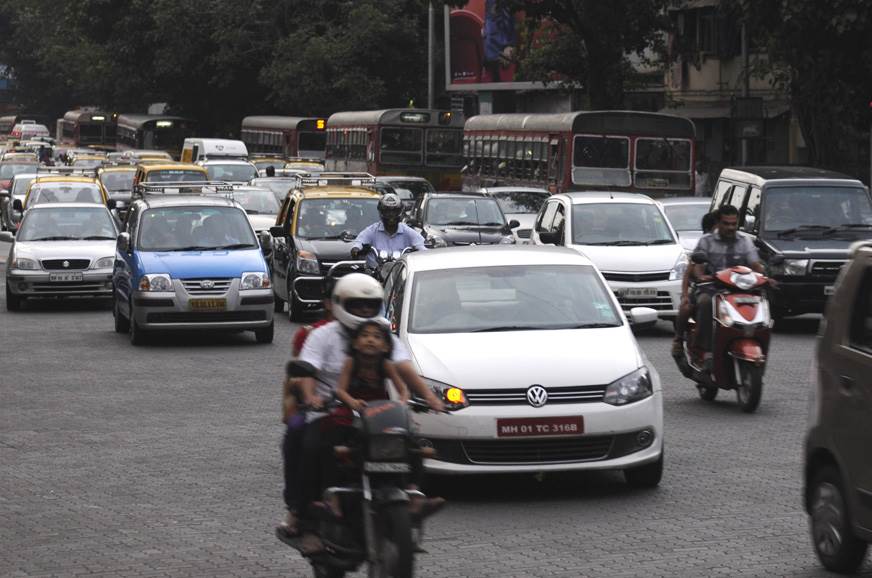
350,193 -> 425,269
691,205 -> 770,367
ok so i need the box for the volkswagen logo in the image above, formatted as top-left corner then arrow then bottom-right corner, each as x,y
526,385 -> 548,408
62,260 -> 70,268
200,280 -> 215,290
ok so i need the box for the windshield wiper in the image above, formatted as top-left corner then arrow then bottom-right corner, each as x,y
566,322 -> 621,329
442,221 -> 477,226
82,235 -> 117,240
776,225 -> 830,238
481,222 -> 505,227
822,223 -> 872,235
29,236 -> 78,241
169,245 -> 213,251
211,243 -> 258,250
591,240 -> 649,246
472,325 -> 548,333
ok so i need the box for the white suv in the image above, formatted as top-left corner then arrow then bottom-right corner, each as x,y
531,192 -> 686,320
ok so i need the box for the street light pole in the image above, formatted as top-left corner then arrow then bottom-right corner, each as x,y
741,21 -> 750,165
427,1 -> 435,109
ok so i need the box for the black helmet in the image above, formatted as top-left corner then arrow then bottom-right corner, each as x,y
378,193 -> 403,225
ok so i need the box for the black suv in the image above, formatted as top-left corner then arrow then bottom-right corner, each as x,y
406,192 -> 518,247
709,166 -> 872,319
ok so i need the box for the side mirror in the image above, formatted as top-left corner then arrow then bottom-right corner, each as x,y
507,219 -> 520,229
259,231 -> 272,255
0,230 -> 14,243
286,359 -> 317,378
12,199 -> 23,212
538,230 -> 559,245
628,307 -> 658,326
106,198 -> 117,210
116,232 -> 130,254
769,254 -> 784,265
269,225 -> 285,237
690,250 -> 708,265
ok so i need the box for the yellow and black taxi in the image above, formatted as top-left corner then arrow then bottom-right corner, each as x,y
132,163 -> 208,192
283,157 -> 325,173
97,165 -> 137,204
268,173 -> 380,321
19,175 -> 111,212
69,153 -> 107,170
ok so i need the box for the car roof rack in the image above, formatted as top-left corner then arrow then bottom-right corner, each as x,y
286,156 -> 325,164
134,180 -> 234,198
36,166 -> 98,177
299,172 -> 376,188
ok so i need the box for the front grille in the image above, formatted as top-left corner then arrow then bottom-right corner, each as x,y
41,259 -> 91,270
465,385 -> 606,406
462,436 -> 614,464
516,229 -> 532,239
319,261 -> 365,276
615,290 -> 674,311
146,311 -> 268,324
181,278 -> 233,294
810,261 -> 845,279
30,282 -> 108,294
602,271 -> 670,282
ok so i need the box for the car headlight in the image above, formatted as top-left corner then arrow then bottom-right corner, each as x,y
92,256 -> 115,269
10,257 -> 38,270
138,274 -> 173,292
295,251 -> 319,275
603,367 -> 653,406
241,271 -> 270,290
783,259 -> 808,276
499,235 -> 515,244
421,377 -> 468,409
668,253 -> 688,281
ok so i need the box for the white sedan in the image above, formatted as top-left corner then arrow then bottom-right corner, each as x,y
384,245 -> 664,486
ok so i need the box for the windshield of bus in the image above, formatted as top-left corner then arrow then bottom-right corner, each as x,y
382,179 -> 434,199
762,186 -> 872,235
138,206 -> 257,251
491,190 -> 550,215
426,129 -> 463,167
571,202 -> 675,245
408,265 -> 622,334
380,127 -> 422,165
634,138 -> 693,189
205,163 -> 257,182
146,169 -> 206,183
295,198 -> 380,239
298,131 -> 327,153
426,198 -> 505,227
663,202 -> 710,232
29,182 -> 103,206
18,206 -> 116,241
0,163 -> 38,180
223,188 -> 280,215
572,135 -> 631,187
100,171 -> 135,192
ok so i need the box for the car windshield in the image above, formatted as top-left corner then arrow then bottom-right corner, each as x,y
100,171 -> 135,192
29,183 -> 102,205
253,160 -> 283,171
762,186 -> 872,233
295,198 -> 380,239
571,203 -> 675,245
223,189 -> 279,215
409,264 -> 622,334
18,206 -> 116,241
0,163 -> 38,179
12,176 -> 37,196
251,178 -> 298,203
72,159 -> 103,169
426,198 -> 505,226
383,180 -> 434,198
206,163 -> 257,182
138,206 -> 257,251
664,203 -> 710,232
147,170 -> 205,183
492,191 -> 549,214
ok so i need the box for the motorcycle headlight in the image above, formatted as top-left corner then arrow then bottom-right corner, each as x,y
10,257 -> 38,270
499,235 -> 515,244
138,274 -> 172,292
92,256 -> 115,269
241,271 -> 270,290
783,259 -> 808,276
603,367 -> 653,406
368,435 -> 407,461
421,377 -> 468,409
295,250 -> 319,275
669,253 -> 689,281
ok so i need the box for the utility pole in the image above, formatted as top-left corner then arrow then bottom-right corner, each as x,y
427,1 -> 435,109
741,21 -> 749,165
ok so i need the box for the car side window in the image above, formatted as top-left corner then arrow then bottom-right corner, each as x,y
536,201 -> 559,234
386,265 -> 407,333
849,267 -> 872,353
728,184 -> 748,210
551,202 -> 566,242
713,180 -> 732,208
742,186 -> 762,233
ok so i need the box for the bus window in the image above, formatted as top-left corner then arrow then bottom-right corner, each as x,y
634,138 -> 692,190
426,129 -> 462,167
299,131 -> 326,155
380,127 -> 422,165
572,135 -> 630,187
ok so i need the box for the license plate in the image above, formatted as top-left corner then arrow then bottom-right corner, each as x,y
734,296 -> 761,304
189,298 -> 226,312
363,462 -> 411,473
617,288 -> 658,298
49,272 -> 83,282
824,285 -> 835,296
496,416 -> 584,437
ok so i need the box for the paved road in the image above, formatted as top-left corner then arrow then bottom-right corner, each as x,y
1,272 -> 869,577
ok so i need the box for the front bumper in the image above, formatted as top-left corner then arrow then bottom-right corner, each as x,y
412,392 -> 663,475
132,278 -> 273,330
606,278 -> 681,319
771,278 -> 835,314
7,269 -> 113,297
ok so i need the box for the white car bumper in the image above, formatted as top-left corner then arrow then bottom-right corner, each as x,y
605,278 -> 682,319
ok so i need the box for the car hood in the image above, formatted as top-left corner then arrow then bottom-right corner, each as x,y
425,225 -> 508,245
759,235 -> 854,259
567,243 -> 682,272
407,327 -> 643,389
136,249 -> 267,278
296,237 -> 357,261
14,240 -> 117,261
247,214 -> 277,233
677,231 -> 703,252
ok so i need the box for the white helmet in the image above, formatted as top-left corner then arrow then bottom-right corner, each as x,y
332,273 -> 384,330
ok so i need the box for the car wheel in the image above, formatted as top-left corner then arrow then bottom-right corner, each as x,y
113,296 -> 130,333
129,303 -> 145,346
624,453 -> 663,489
5,283 -> 22,311
810,465 -> 868,573
254,322 -> 274,344
288,282 -> 305,323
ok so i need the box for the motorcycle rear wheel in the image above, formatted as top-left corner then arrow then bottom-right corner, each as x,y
373,503 -> 414,578
735,359 -> 763,413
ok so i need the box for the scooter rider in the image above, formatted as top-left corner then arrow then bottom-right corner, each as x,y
350,193 -> 425,269
295,273 -> 444,552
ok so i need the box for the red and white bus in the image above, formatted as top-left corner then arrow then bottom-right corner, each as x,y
462,111 -> 696,197
240,116 -> 327,158
325,109 -> 465,190
58,109 -> 116,147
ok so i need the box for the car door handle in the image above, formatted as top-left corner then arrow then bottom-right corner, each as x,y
839,375 -> 855,391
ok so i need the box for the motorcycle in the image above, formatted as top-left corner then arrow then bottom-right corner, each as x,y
278,360 -> 466,578
353,244 -> 411,284
673,253 -> 772,413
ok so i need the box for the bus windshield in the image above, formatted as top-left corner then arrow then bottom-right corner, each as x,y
299,131 -> 326,153
635,139 -> 692,171
572,136 -> 631,187
426,129 -> 463,167
380,127 -> 422,165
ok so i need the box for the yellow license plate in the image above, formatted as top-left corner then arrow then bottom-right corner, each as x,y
189,298 -> 226,312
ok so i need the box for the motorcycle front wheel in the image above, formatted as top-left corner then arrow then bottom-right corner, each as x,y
372,503 -> 414,578
735,359 -> 764,413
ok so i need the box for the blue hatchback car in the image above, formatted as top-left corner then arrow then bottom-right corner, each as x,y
112,194 -> 275,345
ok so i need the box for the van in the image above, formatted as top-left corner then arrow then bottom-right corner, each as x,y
180,138 -> 248,163
709,166 -> 872,320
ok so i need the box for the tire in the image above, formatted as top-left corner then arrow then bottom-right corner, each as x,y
697,384 -> 718,401
273,291 -> 284,313
129,303 -> 146,346
288,282 -> 305,323
735,359 -> 763,413
374,502 -> 414,578
624,453 -> 664,489
254,322 -> 274,344
810,466 -> 868,573
312,563 -> 345,578
113,297 -> 129,333
5,283 -> 22,311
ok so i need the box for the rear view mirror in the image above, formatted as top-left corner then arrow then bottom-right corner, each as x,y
12,199 -> 23,212
0,231 -> 14,243
507,219 -> 520,229
269,225 -> 285,237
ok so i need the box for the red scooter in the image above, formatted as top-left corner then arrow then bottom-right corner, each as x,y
674,256 -> 772,413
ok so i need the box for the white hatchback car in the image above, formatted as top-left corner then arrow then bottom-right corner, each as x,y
531,192 -> 686,320
383,246 -> 664,486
